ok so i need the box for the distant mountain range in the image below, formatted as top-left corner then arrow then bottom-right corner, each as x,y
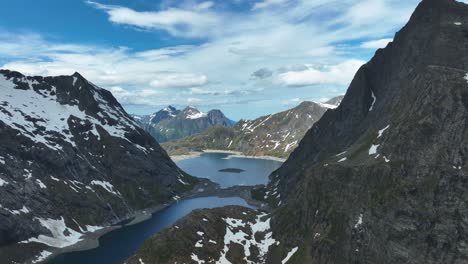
162,96 -> 344,158
132,106 -> 234,143
0,70 -> 196,263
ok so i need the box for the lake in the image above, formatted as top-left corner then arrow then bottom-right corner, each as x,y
48,153 -> 283,264
177,152 -> 283,188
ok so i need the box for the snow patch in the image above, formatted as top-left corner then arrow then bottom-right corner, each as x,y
369,90 -> 376,111
282,247 -> 299,264
90,180 -> 120,195
32,250 -> 52,263
0,205 -> 30,215
336,151 -> 347,157
36,179 -> 47,189
0,177 -> 8,186
20,217 -> 82,248
217,213 -> 277,264
369,144 -> 379,155
85,225 -> 103,233
284,141 -> 298,152
186,112 -> 208,119
316,102 -> 338,109
378,125 -> 390,138
195,240 -> 203,247
191,253 -> 205,264
50,176 -> 60,181
354,214 -> 363,228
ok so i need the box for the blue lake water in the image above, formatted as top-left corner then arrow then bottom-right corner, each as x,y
48,153 -> 283,264
176,152 -> 283,188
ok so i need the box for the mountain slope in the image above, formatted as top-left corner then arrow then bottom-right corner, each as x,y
0,70 -> 195,263
266,0 -> 468,262
135,106 -> 233,143
127,0 -> 468,263
163,97 -> 343,159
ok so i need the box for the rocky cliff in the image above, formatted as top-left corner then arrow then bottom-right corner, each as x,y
267,0 -> 468,262
0,70 -> 196,263
163,97 -> 343,159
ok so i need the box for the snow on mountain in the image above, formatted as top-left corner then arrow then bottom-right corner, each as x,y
0,70 -> 195,263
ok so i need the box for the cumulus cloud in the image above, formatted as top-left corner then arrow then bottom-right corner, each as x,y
252,0 -> 289,10
86,1 -> 220,38
277,59 -> 365,87
149,73 -> 208,88
360,38 -> 393,49
108,86 -> 162,105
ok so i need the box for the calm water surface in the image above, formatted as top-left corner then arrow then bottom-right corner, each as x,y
177,152 -> 283,188
49,153 -> 282,264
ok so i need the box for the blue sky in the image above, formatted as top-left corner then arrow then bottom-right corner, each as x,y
0,0 -> 425,120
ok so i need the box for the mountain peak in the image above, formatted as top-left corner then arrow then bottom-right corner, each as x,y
183,106 -> 199,111
71,72 -> 84,78
162,105 -> 177,112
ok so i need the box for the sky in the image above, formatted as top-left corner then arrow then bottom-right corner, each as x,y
0,0 -> 428,120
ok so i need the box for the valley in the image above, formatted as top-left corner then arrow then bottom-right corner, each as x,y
1,0 -> 467,263
46,153 -> 281,263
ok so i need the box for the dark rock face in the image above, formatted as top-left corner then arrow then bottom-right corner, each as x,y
134,106 -> 233,143
0,70 -> 195,263
163,97 -> 343,158
265,0 -> 468,263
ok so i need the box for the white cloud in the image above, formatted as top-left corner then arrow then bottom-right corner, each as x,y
360,38 -> 393,49
252,0 -> 289,10
0,0 -> 422,119
277,59 -> 365,87
86,1 -> 220,38
149,73 -> 208,88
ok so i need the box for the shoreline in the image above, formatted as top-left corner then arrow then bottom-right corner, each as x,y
40,178 -> 267,263
170,149 -> 286,162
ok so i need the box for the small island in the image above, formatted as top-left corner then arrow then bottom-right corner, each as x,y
218,168 -> 245,173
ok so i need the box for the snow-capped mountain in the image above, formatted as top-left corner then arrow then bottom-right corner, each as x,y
134,106 -> 234,143
0,70 -> 195,263
163,96 -> 344,158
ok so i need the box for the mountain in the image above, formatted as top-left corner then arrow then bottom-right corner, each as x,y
127,0 -> 468,263
133,106 -> 233,143
126,206 -> 277,264
0,70 -> 196,263
162,96 -> 344,159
